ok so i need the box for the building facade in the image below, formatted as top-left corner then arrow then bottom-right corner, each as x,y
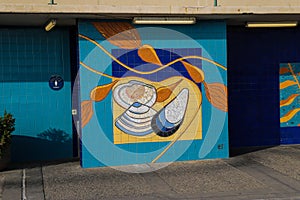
0,0 -> 300,167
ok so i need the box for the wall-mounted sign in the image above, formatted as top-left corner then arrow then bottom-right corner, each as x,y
49,75 -> 64,90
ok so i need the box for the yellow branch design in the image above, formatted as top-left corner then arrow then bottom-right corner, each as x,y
80,62 -> 120,80
79,34 -> 227,75
288,63 -> 300,89
280,108 -> 300,123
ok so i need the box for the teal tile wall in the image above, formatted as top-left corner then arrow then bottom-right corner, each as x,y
0,28 -> 73,162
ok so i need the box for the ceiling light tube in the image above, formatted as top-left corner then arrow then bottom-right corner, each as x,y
133,17 -> 196,25
45,19 -> 56,31
246,21 -> 298,28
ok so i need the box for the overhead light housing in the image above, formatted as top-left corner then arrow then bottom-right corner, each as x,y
246,21 -> 298,28
133,17 -> 196,25
45,19 -> 56,31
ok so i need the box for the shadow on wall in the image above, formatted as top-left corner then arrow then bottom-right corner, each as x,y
37,128 -> 72,143
11,128 -> 72,163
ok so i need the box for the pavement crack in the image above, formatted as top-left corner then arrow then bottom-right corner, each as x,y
41,166 -> 46,200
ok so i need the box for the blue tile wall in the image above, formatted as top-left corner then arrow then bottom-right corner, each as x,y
0,28 -> 73,162
228,27 -> 300,147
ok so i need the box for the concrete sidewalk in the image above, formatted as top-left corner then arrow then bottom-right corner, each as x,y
1,145 -> 300,200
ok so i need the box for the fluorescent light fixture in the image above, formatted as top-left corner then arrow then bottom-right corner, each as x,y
45,19 -> 56,31
246,21 -> 298,28
133,17 -> 196,25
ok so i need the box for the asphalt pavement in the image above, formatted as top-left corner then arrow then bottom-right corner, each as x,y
1,145 -> 300,200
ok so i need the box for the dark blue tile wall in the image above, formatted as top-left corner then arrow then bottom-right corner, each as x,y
228,26 -> 300,147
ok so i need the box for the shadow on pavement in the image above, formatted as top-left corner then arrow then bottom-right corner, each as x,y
230,145 -> 277,157
4,157 -> 79,171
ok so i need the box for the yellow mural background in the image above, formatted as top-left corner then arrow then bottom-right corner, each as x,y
113,76 -> 202,144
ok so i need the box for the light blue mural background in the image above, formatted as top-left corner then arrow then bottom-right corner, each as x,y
78,20 -> 228,168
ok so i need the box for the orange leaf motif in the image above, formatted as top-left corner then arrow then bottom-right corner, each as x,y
280,94 -> 299,107
92,22 -> 141,49
280,80 -> 297,90
181,61 -> 205,83
81,100 -> 93,128
204,82 -> 228,112
138,44 -> 162,66
156,79 -> 183,102
280,67 -> 290,75
280,108 -> 300,123
90,80 -> 118,102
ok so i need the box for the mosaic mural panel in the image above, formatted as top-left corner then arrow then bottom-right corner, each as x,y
78,21 -> 228,168
280,63 -> 300,127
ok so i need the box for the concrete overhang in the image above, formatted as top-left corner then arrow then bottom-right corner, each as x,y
2,4 -> 300,27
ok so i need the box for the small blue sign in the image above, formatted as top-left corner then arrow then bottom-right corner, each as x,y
49,75 -> 64,90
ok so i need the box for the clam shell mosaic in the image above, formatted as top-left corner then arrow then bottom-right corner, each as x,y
113,80 -> 189,137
